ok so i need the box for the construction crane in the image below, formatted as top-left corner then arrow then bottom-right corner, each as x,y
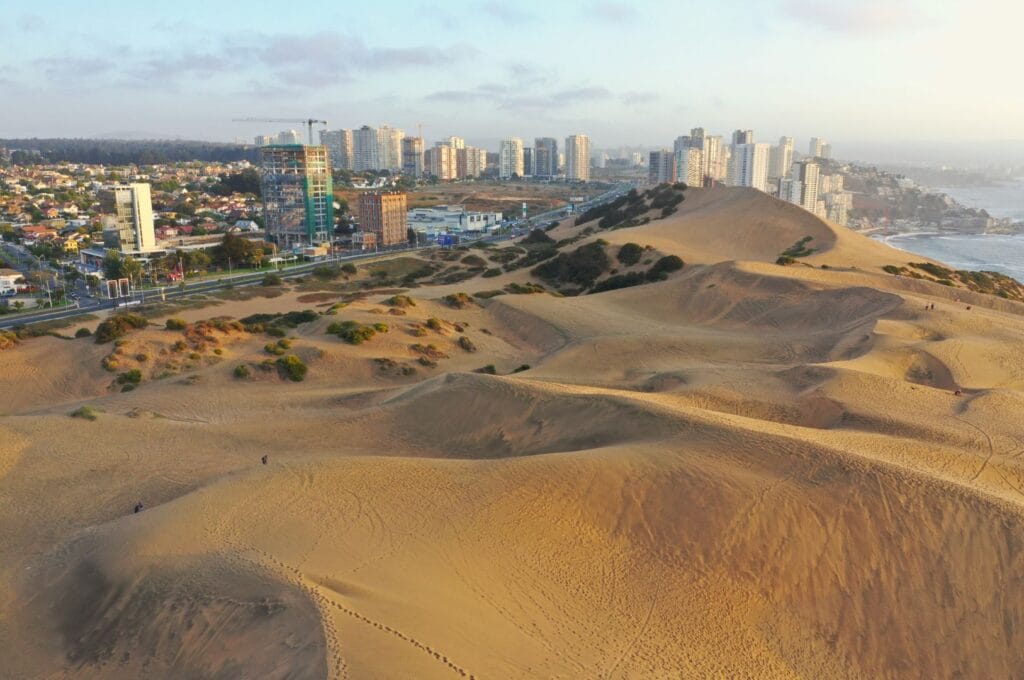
232,118 -> 328,145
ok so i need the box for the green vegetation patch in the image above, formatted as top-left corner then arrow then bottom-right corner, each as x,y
94,313 -> 148,344
276,354 -> 308,382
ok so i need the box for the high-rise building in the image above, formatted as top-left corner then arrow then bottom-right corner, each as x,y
378,125 -> 405,171
402,137 -> 425,178
769,136 -> 794,179
99,183 -> 156,254
648,150 -> 675,184
675,147 -> 703,188
445,136 -> 466,150
729,143 -> 770,191
357,191 -> 407,247
319,129 -> 354,171
821,143 -> 833,160
791,160 -> 821,212
565,134 -> 590,181
353,125 -> 380,171
459,147 -> 486,178
701,135 -> 725,182
732,129 -> 754,145
499,138 -> 524,179
522,147 -> 534,177
809,137 -> 826,158
255,135 -> 276,147
277,130 -> 302,145
673,135 -> 692,154
258,145 -> 334,248
426,143 -> 457,180
533,138 -> 558,179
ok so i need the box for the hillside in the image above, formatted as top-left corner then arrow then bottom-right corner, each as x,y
3,186 -> 1024,678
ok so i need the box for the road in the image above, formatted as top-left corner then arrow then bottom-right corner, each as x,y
0,183 -> 633,331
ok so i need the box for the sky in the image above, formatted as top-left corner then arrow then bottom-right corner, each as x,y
1,0 -> 1022,159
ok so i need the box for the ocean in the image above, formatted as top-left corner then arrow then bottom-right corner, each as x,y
872,179 -> 1024,281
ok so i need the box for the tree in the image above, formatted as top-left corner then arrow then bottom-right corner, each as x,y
102,251 -> 142,282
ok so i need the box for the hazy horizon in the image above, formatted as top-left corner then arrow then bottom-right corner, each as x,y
2,0 -> 1021,163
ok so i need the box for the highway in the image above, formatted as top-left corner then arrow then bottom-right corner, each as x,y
0,183 -> 633,331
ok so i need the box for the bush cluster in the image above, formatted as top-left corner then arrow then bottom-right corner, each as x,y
94,313 -> 148,344
532,242 -> 610,289
276,354 -> 307,381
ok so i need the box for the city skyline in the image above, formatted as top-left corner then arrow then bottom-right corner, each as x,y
2,0 -> 1021,158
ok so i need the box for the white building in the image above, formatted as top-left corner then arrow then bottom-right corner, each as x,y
407,205 -> 503,234
277,130 -> 302,145
769,136 -> 794,179
728,143 -> 769,192
353,125 -> 380,171
499,138 -> 524,179
565,134 -> 591,181
378,125 -> 405,171
809,137 -> 826,158
319,129 -> 354,171
0,268 -> 22,296
791,160 -> 820,212
99,183 -> 157,254
675,147 -> 703,187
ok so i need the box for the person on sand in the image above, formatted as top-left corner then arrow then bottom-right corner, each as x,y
261,455 -> 268,465
133,502 -> 144,513
954,389 -> 963,397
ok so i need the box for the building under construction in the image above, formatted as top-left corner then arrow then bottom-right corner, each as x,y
258,145 -> 334,249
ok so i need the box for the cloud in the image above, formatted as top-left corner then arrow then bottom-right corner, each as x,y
481,1 -> 536,23
423,84 -> 612,112
24,31 -> 476,94
17,14 -> 44,32
415,3 -> 460,27
587,2 -> 639,22
620,91 -> 659,106
781,0 -> 920,33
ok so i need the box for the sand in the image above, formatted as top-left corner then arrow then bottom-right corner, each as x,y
2,186 -> 1024,678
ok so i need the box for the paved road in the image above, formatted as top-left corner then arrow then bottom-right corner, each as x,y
0,183 -> 633,331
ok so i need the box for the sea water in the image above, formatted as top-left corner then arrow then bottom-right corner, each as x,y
872,180 -> 1024,280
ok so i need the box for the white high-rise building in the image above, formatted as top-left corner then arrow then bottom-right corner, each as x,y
809,137 -> 826,158
649,150 -> 675,184
565,134 -> 590,181
499,138 -> 524,179
675,147 -> 703,188
729,143 -> 770,192
99,183 -> 156,254
445,136 -> 466,150
319,129 -> 354,171
277,130 -> 302,145
821,143 -> 833,160
353,125 -> 380,171
791,160 -> 820,212
769,136 -> 794,179
377,125 -> 405,171
703,135 -> 725,182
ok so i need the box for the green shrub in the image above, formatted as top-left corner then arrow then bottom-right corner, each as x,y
116,369 -> 142,386
457,336 -> 477,352
474,364 -> 497,375
264,342 -> 286,356
781,236 -> 815,258
278,338 -> 293,349
442,293 -> 475,309
331,320 -> 378,344
233,364 -> 251,379
312,265 -> 340,280
75,327 -> 92,338
385,294 -> 416,308
617,242 -> 643,266
94,313 -> 148,344
276,354 -> 308,381
461,254 -> 487,268
520,229 -> 555,246
372,323 -> 389,333
512,364 -> 530,373
69,405 -> 100,420
425,317 -> 443,331
532,242 -> 610,288
776,256 -> 796,266
135,353 -> 148,362
262,272 -> 282,286
165,318 -> 187,331
647,255 -> 684,279
482,268 -> 502,278
341,263 -> 357,275
592,272 -> 646,293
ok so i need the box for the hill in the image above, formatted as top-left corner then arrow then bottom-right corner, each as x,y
2,186 -> 1024,678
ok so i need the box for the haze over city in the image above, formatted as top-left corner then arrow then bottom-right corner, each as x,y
3,0 -> 1023,159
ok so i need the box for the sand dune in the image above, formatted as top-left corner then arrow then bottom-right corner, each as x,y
3,186 -> 1024,678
